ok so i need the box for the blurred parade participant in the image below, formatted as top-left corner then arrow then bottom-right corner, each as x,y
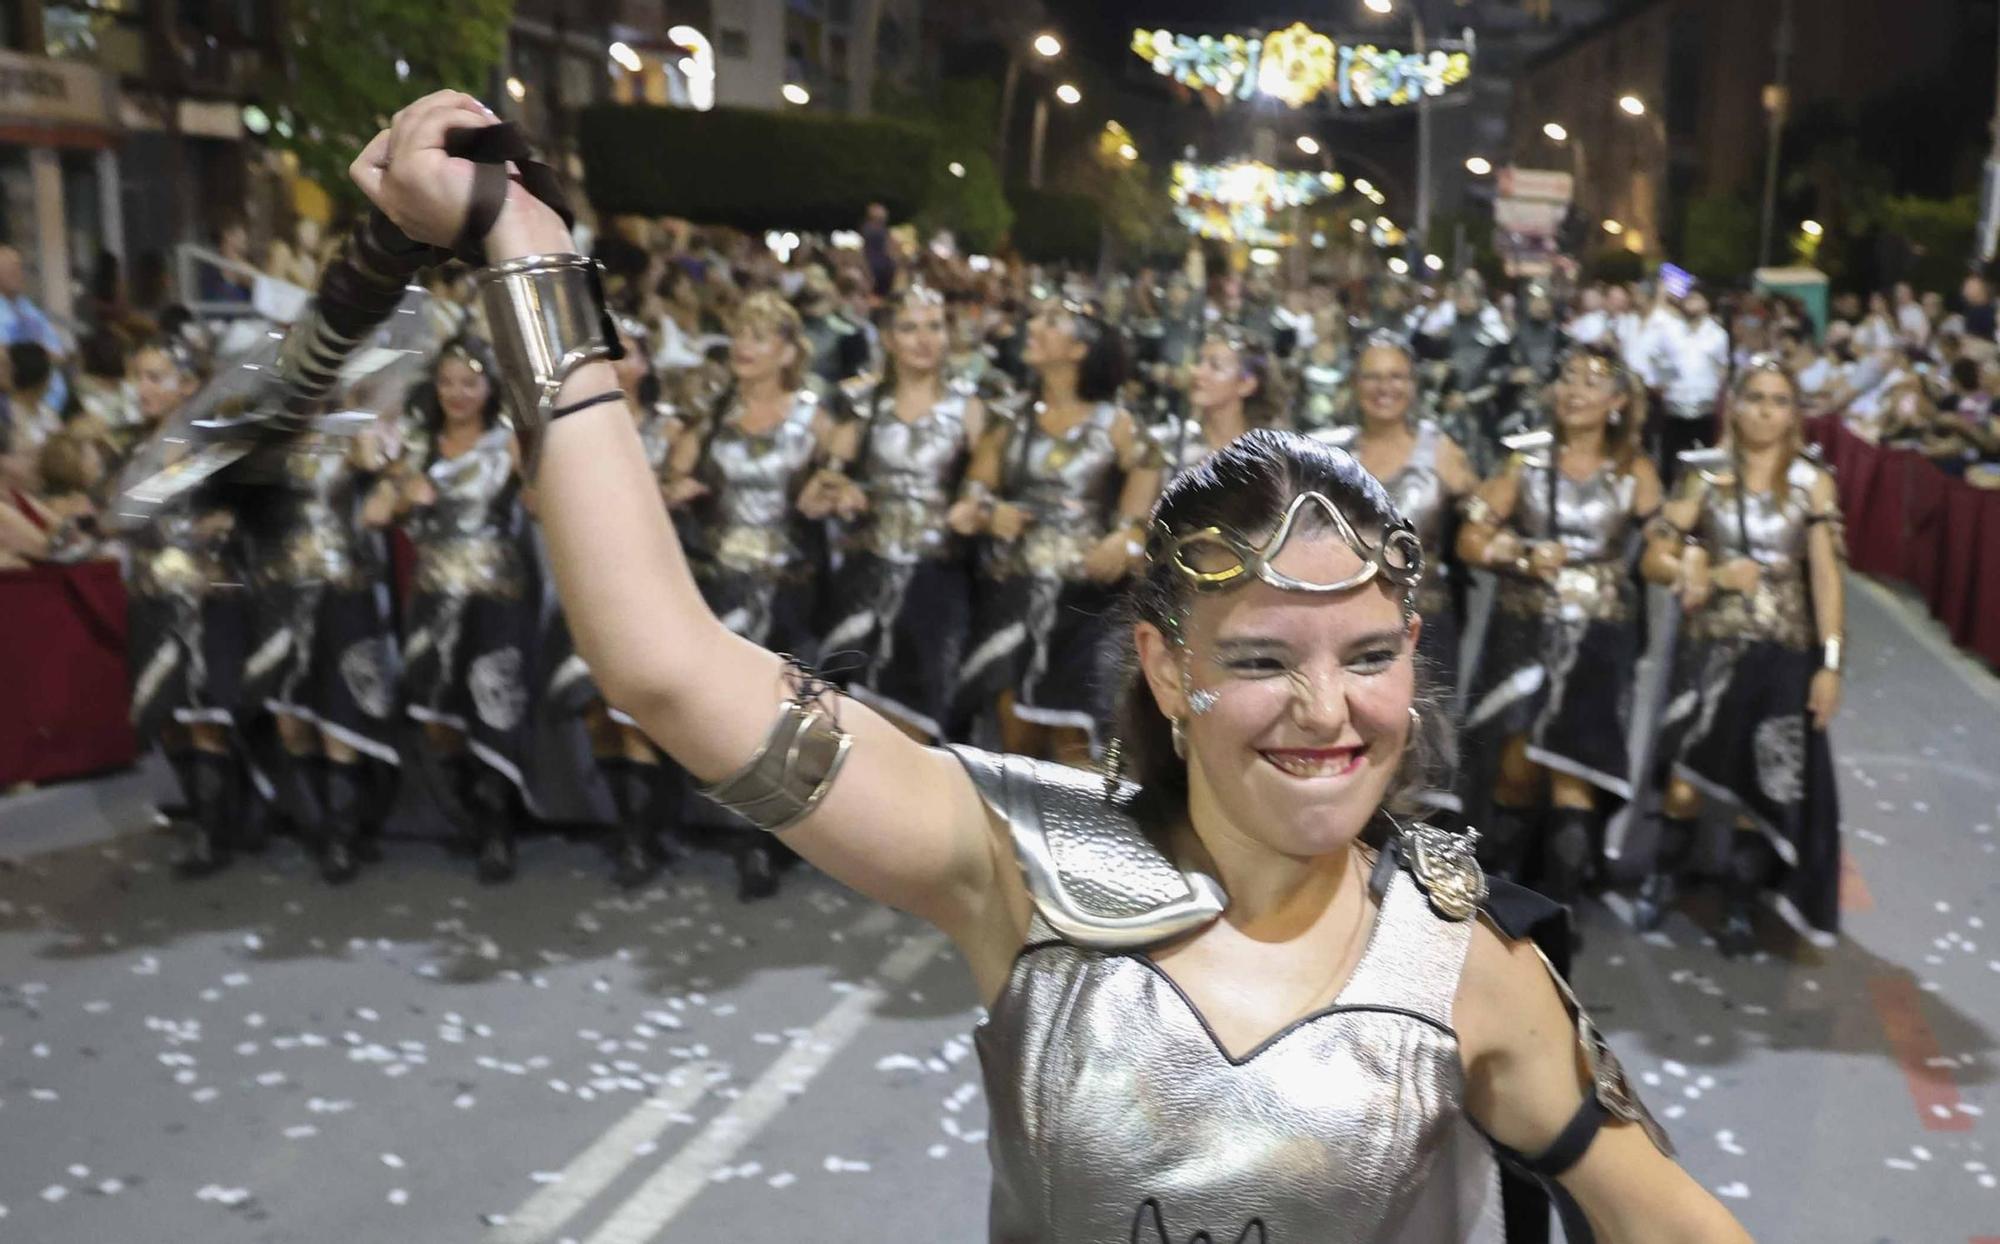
797,265 -> 870,388
1161,326 -> 1285,477
1321,334 -> 1479,755
365,337 -> 534,883
240,396 -> 403,884
121,340 -> 253,875
659,291 -> 846,898
953,299 -> 1160,763
1638,361 -> 1844,955
1646,288 -> 1729,481
1458,347 -> 1661,913
819,285 -> 986,743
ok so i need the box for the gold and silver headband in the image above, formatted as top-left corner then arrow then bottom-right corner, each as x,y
1155,491 -> 1424,599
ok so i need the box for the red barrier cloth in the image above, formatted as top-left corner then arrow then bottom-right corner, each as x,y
1807,417 -> 2000,668
0,560 -> 138,785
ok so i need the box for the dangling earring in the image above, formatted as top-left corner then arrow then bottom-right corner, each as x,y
1187,687 -> 1219,715
1408,706 -> 1422,739
1098,735 -> 1126,801
1171,717 -> 1188,760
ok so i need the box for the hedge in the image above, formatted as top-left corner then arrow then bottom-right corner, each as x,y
1008,186 -> 1103,265
578,103 -> 938,231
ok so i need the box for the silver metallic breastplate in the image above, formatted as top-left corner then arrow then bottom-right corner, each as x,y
858,391 -> 970,561
411,427 -> 523,598
1513,459 -> 1638,563
259,438 -> 368,588
947,749 -> 1503,1244
1689,458 -> 1822,648
1008,403 -> 1122,576
701,392 -> 821,569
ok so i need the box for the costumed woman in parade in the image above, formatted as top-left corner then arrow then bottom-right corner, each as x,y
817,284 -> 986,744
342,91 -> 1754,1241
1160,325 -> 1287,478
365,335 -> 536,882
1636,359 -> 1844,955
952,299 -> 1161,761
1457,346 -> 1661,909
240,389 -> 404,884
658,289 -> 846,899
122,339 -> 255,876
1320,333 -> 1480,765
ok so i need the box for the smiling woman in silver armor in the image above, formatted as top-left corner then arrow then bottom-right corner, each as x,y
348,92 -> 1751,1244
1457,346 -> 1663,913
818,285 -> 987,744
1319,333 -> 1480,765
1637,361 -> 1845,955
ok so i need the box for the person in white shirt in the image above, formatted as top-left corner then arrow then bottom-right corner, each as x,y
1852,291 -> 1898,355
1630,282 -> 1679,389
1566,284 -> 1610,346
1892,282 -> 1931,347
1647,288 -> 1731,480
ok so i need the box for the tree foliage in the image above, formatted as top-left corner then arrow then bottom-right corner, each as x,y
1680,193 -> 1759,285
277,0 -> 514,207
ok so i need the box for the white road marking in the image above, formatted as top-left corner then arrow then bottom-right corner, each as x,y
489,1061 -> 720,1244
581,927 -> 949,1244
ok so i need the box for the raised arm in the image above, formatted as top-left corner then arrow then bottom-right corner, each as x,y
349,93 -> 1012,944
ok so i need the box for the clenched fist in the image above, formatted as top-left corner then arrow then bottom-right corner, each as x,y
348,90 -> 572,262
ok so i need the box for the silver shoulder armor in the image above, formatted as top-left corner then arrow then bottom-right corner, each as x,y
947,746 -> 1226,950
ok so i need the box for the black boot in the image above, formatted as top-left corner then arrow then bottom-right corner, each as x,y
1477,804 -> 1540,884
435,753 -> 479,856
318,757 -> 365,885
603,757 -> 664,891
1540,807 -> 1599,909
737,839 -> 780,902
1633,815 -> 1696,932
462,762 -> 518,884
173,750 -> 237,879
1718,831 -> 1776,958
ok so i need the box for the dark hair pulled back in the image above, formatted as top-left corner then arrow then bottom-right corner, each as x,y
1111,427 -> 1454,839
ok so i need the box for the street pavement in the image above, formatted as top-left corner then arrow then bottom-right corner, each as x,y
0,574 -> 1995,1243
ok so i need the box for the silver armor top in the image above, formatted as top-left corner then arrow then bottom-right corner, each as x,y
853,390 -> 973,562
993,402 -> 1126,579
636,404 -> 677,477
1511,454 -> 1641,564
696,390 -> 823,572
945,747 -> 1627,1244
407,425 -> 525,599
250,436 -> 375,590
1683,454 -> 1830,649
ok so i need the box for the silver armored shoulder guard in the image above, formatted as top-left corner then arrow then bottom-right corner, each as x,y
1395,821 -> 1489,922
947,746 -> 1225,950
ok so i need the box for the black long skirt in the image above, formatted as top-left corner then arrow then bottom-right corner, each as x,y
956,573 -> 1118,747
1654,637 -> 1841,938
128,588 -> 251,741
1463,583 -> 1642,810
403,588 -> 537,795
249,581 -> 403,766
821,552 -> 972,741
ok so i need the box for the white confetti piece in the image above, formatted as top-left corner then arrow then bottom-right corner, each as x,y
1714,1182 -> 1748,1199
284,1125 -> 318,1140
387,1188 -> 408,1206
66,1164 -> 89,1179
96,1178 -> 124,1196
381,1153 -> 405,1169
1884,1158 -> 1917,1172
41,1185 -> 67,1203
768,1172 -> 797,1189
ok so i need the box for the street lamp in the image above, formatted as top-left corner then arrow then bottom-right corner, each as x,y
1424,253 -> 1445,271
1465,155 -> 1492,175
782,82 -> 811,106
1376,215 -> 1394,231
1365,0 -> 1394,13
1055,83 -> 1081,106
1118,143 -> 1138,162
1387,256 -> 1411,275
1543,121 -> 1568,143
1297,135 -> 1320,156
948,161 -> 967,178
1801,219 -> 1824,237
505,76 -> 526,102
609,41 -> 642,73
999,31 -> 1066,181
1603,219 -> 1625,235
1618,94 -> 1647,117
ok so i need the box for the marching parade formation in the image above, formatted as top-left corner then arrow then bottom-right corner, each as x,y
3,3 -> 1999,1241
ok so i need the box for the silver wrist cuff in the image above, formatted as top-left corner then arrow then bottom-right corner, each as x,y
695,695 -> 853,834
474,253 -> 620,475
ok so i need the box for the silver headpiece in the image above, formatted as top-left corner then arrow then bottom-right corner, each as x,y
1156,490 -> 1424,599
